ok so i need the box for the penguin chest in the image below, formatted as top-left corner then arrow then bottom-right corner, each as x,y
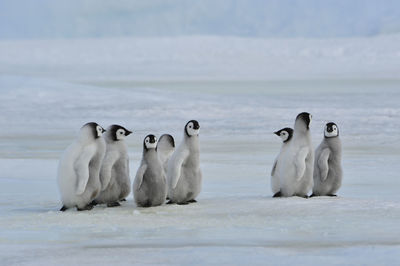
142,165 -> 166,195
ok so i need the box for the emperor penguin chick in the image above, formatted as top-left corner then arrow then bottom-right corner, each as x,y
57,122 -> 106,211
94,125 -> 132,207
276,112 -> 314,198
311,122 -> 343,197
270,127 -> 293,197
133,135 -> 167,207
167,120 -> 202,205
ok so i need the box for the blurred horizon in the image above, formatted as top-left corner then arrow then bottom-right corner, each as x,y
1,0 -> 400,40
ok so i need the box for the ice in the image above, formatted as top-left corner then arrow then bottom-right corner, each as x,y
1,34 -> 400,80
1,36 -> 400,265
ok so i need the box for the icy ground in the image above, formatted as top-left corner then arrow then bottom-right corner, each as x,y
1,36 -> 400,265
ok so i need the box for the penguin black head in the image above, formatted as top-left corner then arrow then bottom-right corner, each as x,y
296,112 -> 312,130
108,125 -> 132,141
144,134 -> 157,150
274,127 -> 294,143
83,122 -> 106,139
324,122 -> 339,138
185,120 -> 200,137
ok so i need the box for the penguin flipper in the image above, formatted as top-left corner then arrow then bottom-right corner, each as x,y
157,134 -> 175,168
168,148 -> 189,189
294,147 -> 308,181
318,148 -> 331,182
271,159 -> 277,176
99,150 -> 119,191
134,163 -> 147,190
74,145 -> 96,195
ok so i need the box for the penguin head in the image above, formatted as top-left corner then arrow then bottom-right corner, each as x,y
108,125 -> 132,141
274,127 -> 293,143
324,122 -> 339,138
82,122 -> 106,139
144,134 -> 157,150
185,120 -> 200,137
295,112 -> 312,130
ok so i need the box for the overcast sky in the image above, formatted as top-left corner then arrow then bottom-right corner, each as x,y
1,0 -> 399,39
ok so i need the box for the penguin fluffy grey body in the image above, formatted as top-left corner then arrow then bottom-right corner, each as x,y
133,134 -> 168,207
57,122 -> 106,211
167,120 -> 202,204
94,125 -> 132,207
312,122 -> 343,197
271,127 -> 293,197
276,113 -> 314,197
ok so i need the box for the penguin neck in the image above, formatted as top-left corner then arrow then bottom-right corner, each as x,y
77,131 -> 96,145
294,120 -> 309,134
324,136 -> 341,152
293,128 -> 311,142
143,148 -> 158,161
184,135 -> 200,152
103,131 -> 114,143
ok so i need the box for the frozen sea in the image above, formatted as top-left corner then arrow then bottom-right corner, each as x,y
1,36 -> 400,265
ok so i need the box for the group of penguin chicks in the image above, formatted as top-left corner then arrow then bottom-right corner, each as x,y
271,112 -> 343,198
57,120 -> 202,211
57,112 -> 342,211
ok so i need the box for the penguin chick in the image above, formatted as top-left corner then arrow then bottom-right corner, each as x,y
94,125 -> 132,207
57,122 -> 106,211
277,112 -> 314,198
271,127 -> 293,197
167,120 -> 202,205
311,122 -> 343,197
133,134 -> 167,207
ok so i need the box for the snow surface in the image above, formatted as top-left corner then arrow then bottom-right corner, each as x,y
1,36 -> 400,265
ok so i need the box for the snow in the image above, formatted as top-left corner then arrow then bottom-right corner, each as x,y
1,36 -> 400,265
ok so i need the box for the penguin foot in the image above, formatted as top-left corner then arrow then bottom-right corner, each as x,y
90,200 -> 98,206
327,194 -> 337,197
295,194 -> 309,199
77,204 -> 94,211
273,191 -> 282,198
120,198 -> 127,202
107,202 -> 121,207
310,194 -> 316,197
60,205 -> 68,212
177,202 -> 189,205
187,199 -> 197,203
166,200 -> 175,205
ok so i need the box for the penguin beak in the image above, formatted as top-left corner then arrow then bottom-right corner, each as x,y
125,130 -> 132,136
274,131 -> 280,136
102,129 -> 106,133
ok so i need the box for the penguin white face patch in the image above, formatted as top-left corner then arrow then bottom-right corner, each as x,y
145,136 -> 157,149
186,122 -> 200,136
96,125 -> 104,137
116,129 -> 126,140
279,131 -> 289,142
325,123 -> 339,138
